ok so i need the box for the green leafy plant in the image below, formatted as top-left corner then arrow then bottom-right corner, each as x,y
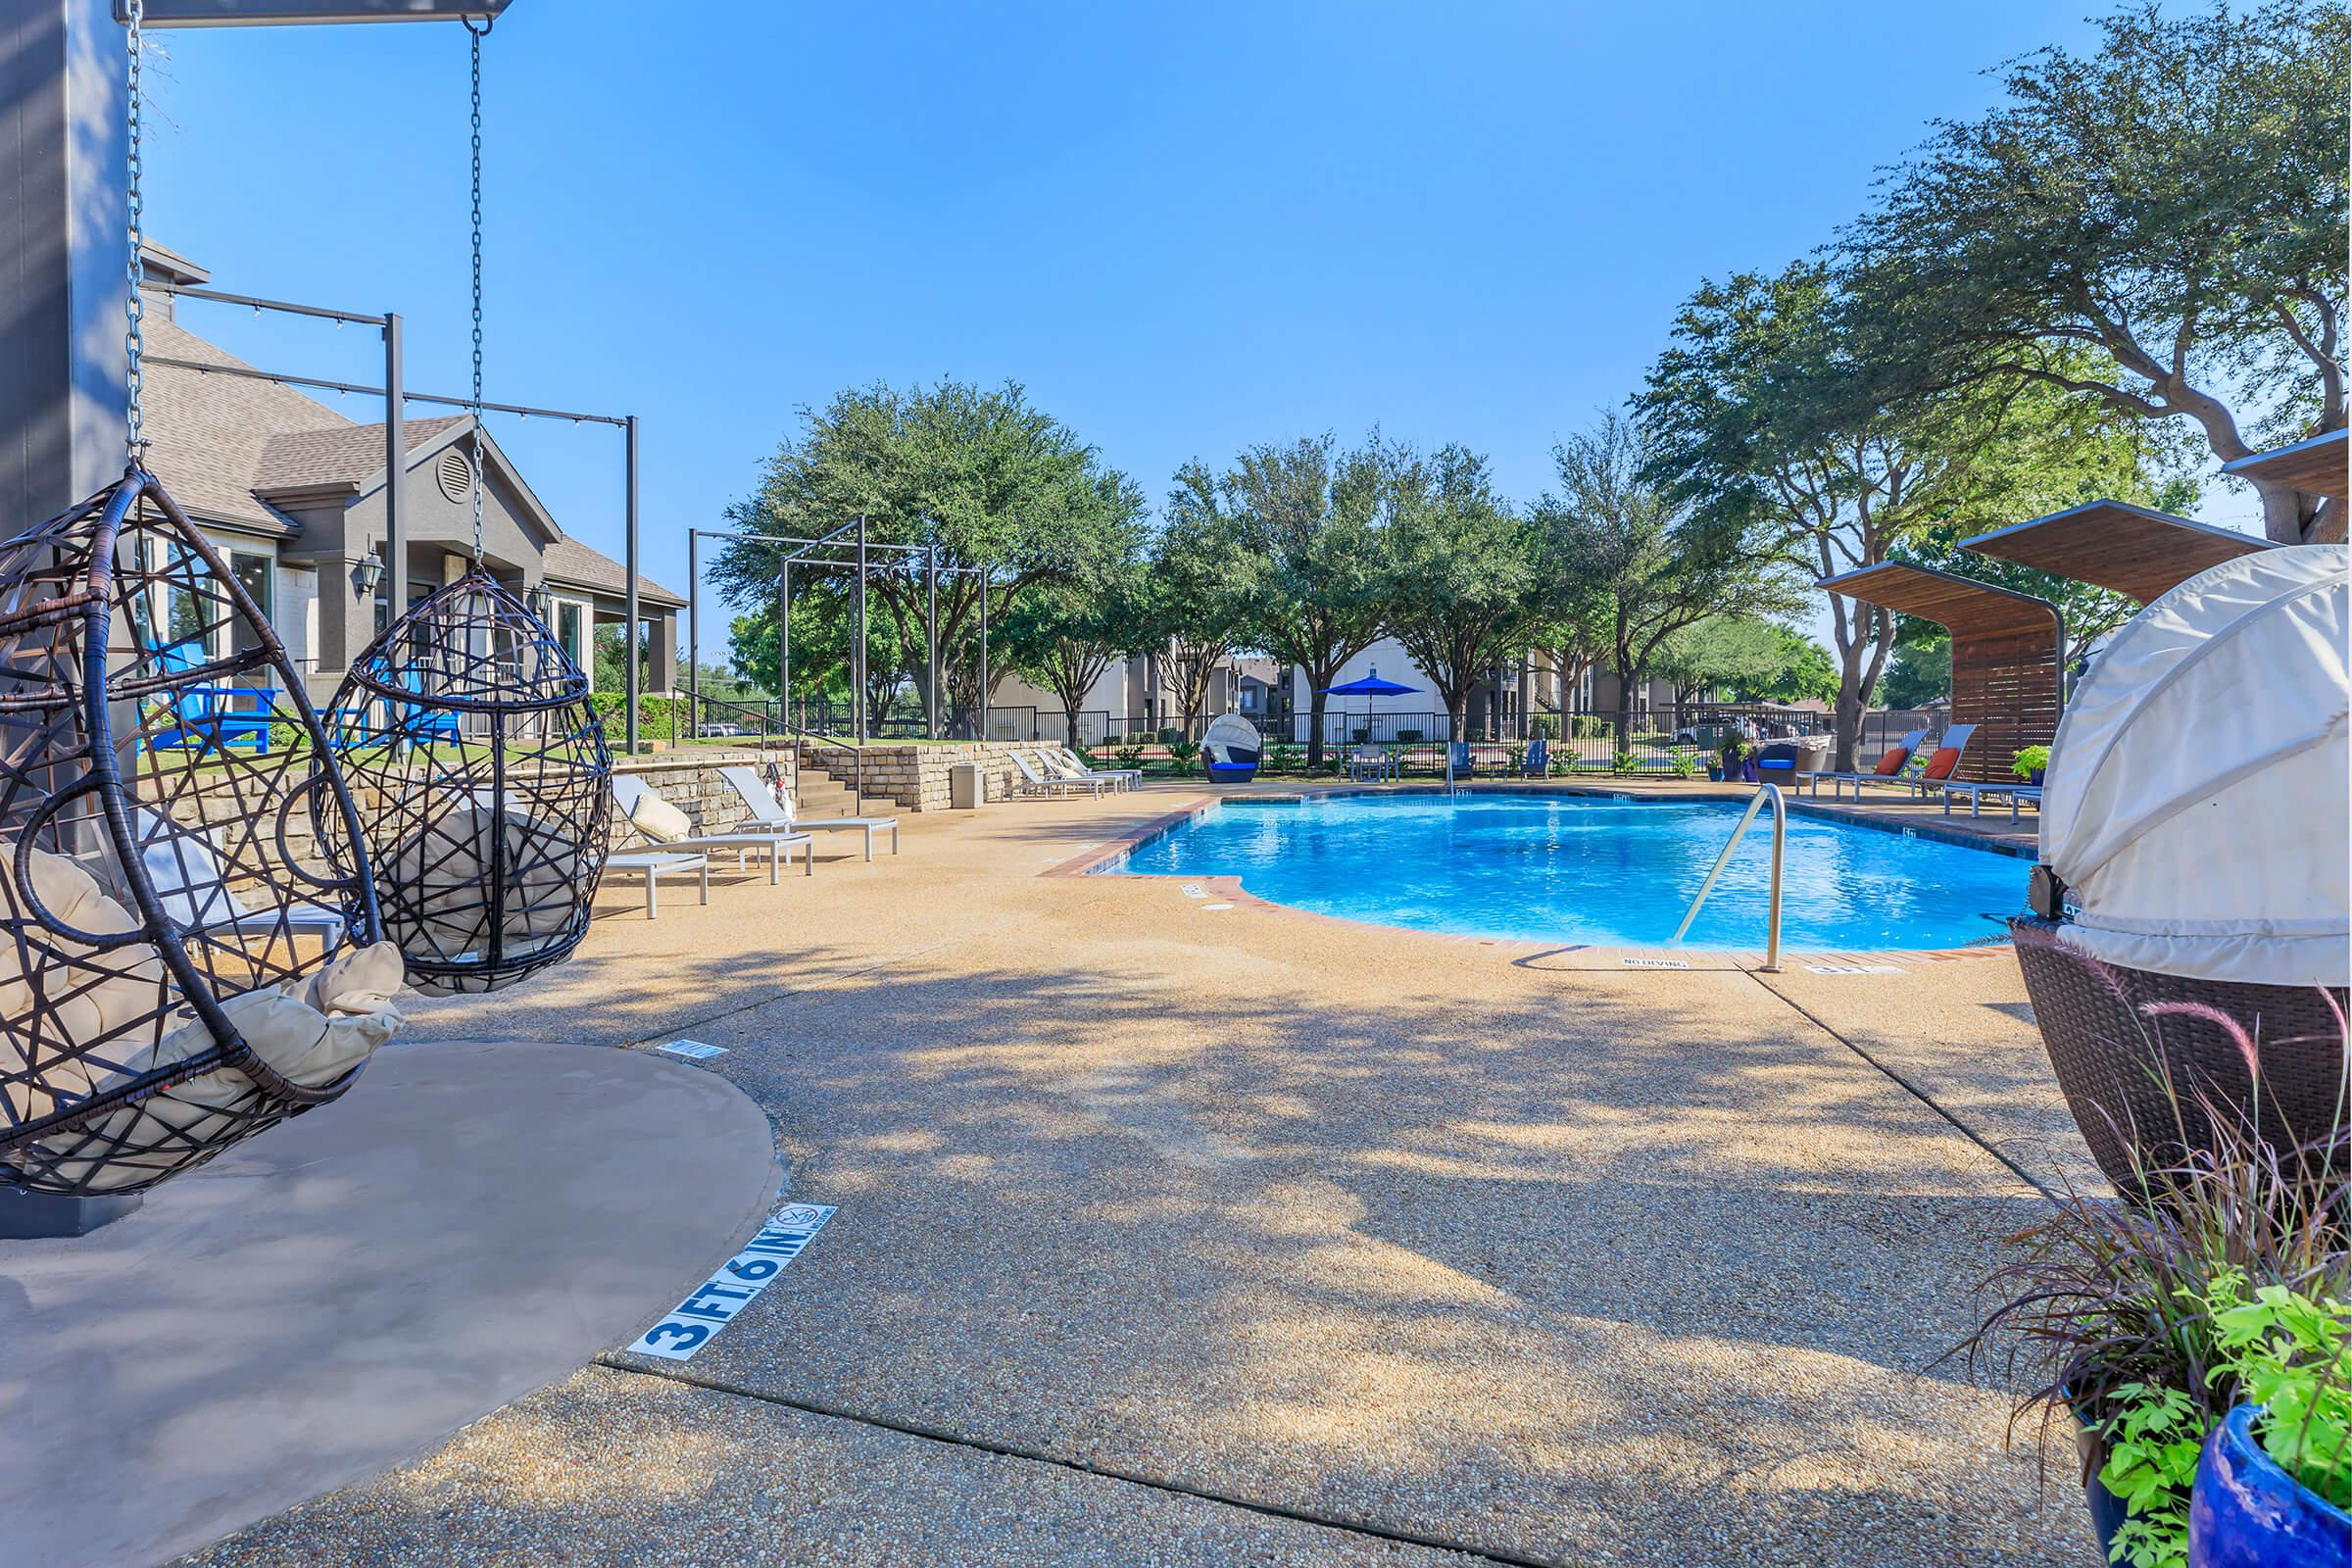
1527,713 -> 1559,742
2204,1270 -> 2352,1511
1167,738 -> 1200,766
1265,743 -> 1302,774
1671,754 -> 1699,779
2014,744 -> 2051,780
1612,749 -> 1639,773
1112,744 -> 1146,768
1955,987 -> 2349,1568
1506,745 -> 1527,774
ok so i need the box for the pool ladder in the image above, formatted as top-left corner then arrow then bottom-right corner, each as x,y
1668,783 -> 1786,972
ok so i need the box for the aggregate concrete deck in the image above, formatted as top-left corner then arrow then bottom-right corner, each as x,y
0,1042 -> 779,1568
176,781 -> 2099,1568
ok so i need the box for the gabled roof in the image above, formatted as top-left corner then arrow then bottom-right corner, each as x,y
541,538 -> 686,609
253,417 -> 468,494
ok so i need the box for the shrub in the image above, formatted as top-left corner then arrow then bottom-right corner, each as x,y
1167,738 -> 1200,765
1671,755 -> 1698,779
1156,726 -> 1181,747
1507,745 -> 1526,774
1528,714 -> 1559,742
2013,744 -> 2051,780
1265,743 -> 1302,773
1113,744 -> 1146,767
1570,714 -> 1607,740
1612,750 -> 1639,773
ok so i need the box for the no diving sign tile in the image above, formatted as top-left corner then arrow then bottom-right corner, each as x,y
625,1202 -> 836,1361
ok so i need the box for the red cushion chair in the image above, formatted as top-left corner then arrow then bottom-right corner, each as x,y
1873,746 -> 1912,775
1922,746 -> 1963,780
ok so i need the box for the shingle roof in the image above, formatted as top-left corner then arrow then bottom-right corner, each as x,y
541,537 -> 686,609
253,417 -> 467,494
141,311 -> 355,530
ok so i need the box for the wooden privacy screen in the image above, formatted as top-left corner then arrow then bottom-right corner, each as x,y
1819,563 -> 2063,785
1961,501 -> 2276,605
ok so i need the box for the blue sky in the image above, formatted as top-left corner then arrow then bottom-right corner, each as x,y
142,1 -> 2155,664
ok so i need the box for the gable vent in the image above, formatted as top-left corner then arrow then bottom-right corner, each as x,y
436,448 -> 476,505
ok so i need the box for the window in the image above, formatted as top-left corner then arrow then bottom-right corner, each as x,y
558,601 -> 584,672
228,552 -> 274,688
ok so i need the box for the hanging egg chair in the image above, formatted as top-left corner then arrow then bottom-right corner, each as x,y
0,471 -> 403,1197
328,568 -> 612,996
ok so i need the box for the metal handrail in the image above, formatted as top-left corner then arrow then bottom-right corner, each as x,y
1668,783 -> 1785,972
683,690 -> 867,809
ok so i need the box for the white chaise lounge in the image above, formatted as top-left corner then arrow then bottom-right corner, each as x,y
611,774 -> 812,881
717,766 -> 900,861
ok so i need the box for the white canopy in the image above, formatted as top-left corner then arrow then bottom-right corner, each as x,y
2041,544 -> 2348,987
1201,712 -> 1262,760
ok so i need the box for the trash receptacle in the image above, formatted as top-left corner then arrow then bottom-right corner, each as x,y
950,761 -> 986,809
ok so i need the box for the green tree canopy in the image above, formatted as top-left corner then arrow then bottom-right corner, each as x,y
1841,0 -> 2348,543
1375,444 -> 1541,743
1145,466 -> 1264,738
713,378 -> 1145,733
1654,618 -> 1839,707
1537,410 -> 1800,748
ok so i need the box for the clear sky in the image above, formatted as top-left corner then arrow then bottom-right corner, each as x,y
140,1 -> 2173,666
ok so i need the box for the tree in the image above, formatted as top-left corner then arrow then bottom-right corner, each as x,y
1880,622 -> 1952,710
1653,618 -> 1838,708
1536,411 -> 1800,751
713,379 -> 1146,735
1842,0 -> 2348,543
1641,263 -> 2170,770
725,577 -> 911,729
1376,444 -> 1541,743
997,520 -> 1151,744
1146,466 -> 1261,738
1220,434 -> 1393,768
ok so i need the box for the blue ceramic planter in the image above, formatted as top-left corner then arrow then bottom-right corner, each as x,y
2189,1403 -> 2352,1568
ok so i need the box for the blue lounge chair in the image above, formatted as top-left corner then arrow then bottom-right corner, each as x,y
1521,737 -> 1548,776
143,640 -> 276,756
1448,742 -> 1475,778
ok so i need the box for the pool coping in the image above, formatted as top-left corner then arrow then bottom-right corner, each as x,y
1043,782 -> 2022,970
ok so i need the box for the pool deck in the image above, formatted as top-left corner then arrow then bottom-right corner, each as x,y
153,779 -> 2096,1568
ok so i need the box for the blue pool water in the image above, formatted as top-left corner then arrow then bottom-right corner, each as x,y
1106,793 -> 2028,951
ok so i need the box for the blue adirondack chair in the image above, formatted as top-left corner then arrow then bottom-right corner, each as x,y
145,640 -> 276,757
1522,736 -> 1549,776
1449,741 -> 1475,778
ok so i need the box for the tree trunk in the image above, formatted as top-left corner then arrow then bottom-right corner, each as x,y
2261,482 -> 2344,545
1305,685 -> 1330,768
1446,698 -> 1468,744
1612,655 -> 1638,763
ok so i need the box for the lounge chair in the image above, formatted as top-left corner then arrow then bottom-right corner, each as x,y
1448,742 -> 1476,778
717,765 -> 901,860
1806,729 -> 1927,799
1043,746 -> 1141,791
1010,750 -> 1109,798
611,773 -> 813,881
1521,737 -> 1548,777
1880,723 -> 1977,799
1936,778 -> 2042,821
132,808 -> 349,951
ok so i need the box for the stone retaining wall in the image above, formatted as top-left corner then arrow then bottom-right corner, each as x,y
795,741 -> 1047,811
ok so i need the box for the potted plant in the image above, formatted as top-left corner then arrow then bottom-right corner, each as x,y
2015,744 -> 2051,787
1958,1075 -> 2347,1568
2187,1272 -> 2351,1566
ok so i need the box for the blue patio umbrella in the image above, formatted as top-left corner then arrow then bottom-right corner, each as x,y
1318,668 -> 1419,745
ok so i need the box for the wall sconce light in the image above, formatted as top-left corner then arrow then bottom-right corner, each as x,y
351,555 -> 386,598
525,584 -> 554,621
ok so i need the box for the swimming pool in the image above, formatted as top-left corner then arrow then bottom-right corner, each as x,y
1103,792 -> 2028,952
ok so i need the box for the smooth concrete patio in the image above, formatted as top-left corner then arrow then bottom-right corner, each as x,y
172,780 -> 2099,1568
0,1041 -> 779,1568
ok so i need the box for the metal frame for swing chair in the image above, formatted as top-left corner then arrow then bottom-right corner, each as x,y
142,313 -> 647,755
683,522 -> 994,754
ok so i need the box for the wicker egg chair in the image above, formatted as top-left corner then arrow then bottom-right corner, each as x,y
0,472 -> 390,1196
2020,544 -> 2349,1197
328,569 -> 612,997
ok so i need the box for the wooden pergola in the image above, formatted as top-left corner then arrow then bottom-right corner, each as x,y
1961,500 -> 2275,604
1818,563 -> 2063,783
2221,427 -> 2348,501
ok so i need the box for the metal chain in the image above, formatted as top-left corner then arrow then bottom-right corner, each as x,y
466,16 -> 490,562
124,0 -> 148,465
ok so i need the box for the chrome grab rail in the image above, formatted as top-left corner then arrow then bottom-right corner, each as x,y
1668,783 -> 1785,972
